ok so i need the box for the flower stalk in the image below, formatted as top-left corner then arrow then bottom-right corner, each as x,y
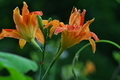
41,48 -> 64,80
30,39 -> 43,52
72,40 -> 120,79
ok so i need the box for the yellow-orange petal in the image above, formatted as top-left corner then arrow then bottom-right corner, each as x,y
0,29 -> 22,39
49,21 -> 65,37
89,39 -> 96,53
35,28 -> 44,44
61,31 -> 69,49
13,7 -> 24,27
44,20 -> 60,28
69,8 -> 78,25
82,18 -> 95,32
28,13 -> 37,27
42,20 -> 48,25
49,26 -> 57,38
19,39 -> 26,49
22,2 -> 29,17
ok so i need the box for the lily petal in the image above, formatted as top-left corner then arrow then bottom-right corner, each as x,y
35,28 -> 44,44
13,7 -> 24,27
89,39 -> 96,53
82,18 -> 95,32
49,27 -> 58,38
30,11 -> 43,16
44,20 -> 60,28
22,2 -> 29,18
42,20 -> 48,25
19,39 -> 26,49
0,29 -> 22,39
90,32 -> 99,41
80,9 -> 86,26
69,8 -> 79,25
54,27 -> 66,35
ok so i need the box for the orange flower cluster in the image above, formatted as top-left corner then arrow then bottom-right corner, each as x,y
0,2 -> 44,48
44,8 -> 99,52
0,2 -> 99,52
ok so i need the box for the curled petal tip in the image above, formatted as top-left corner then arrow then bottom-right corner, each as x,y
88,18 -> 95,23
92,18 -> 95,20
91,18 -> 95,21
83,9 -> 86,13
90,32 -> 99,41
71,7 -> 77,13
13,7 -> 19,11
74,7 -> 77,10
23,2 -> 27,5
89,39 -> 96,53
82,9 -> 86,16
13,7 -> 20,15
22,1 -> 28,10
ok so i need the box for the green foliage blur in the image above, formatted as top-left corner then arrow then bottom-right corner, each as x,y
0,0 -> 120,80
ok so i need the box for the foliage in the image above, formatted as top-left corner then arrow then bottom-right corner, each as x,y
0,52 -> 38,80
0,0 -> 120,80
0,52 -> 38,73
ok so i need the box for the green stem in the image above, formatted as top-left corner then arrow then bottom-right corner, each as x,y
39,42 -> 46,80
41,48 -> 64,80
37,15 -> 45,80
30,39 -> 43,52
96,40 -> 120,49
72,40 -> 120,79
30,39 -> 43,80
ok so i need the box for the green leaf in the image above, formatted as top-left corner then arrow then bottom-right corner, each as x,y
0,76 -> 12,80
0,67 -> 33,80
8,67 -> 33,80
0,52 -> 38,73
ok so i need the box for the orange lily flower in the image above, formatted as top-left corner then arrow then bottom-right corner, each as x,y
45,8 -> 99,52
0,2 -> 44,48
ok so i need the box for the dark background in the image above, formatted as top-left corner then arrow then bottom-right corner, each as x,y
0,0 -> 120,80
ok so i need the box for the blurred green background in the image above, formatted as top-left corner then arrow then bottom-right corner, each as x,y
0,0 -> 120,80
